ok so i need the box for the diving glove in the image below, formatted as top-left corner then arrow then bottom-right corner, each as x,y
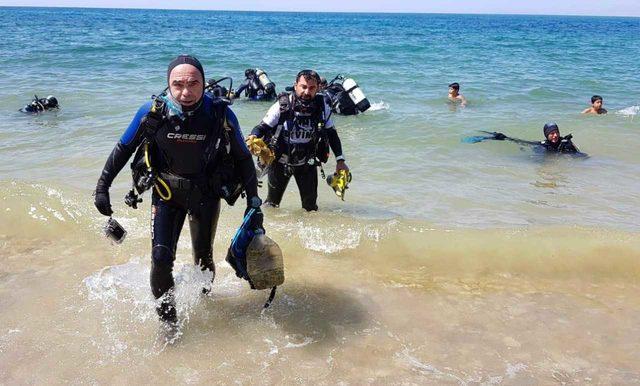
245,196 -> 264,231
94,187 -> 113,216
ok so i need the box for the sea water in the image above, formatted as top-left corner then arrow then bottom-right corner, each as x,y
0,7 -> 639,384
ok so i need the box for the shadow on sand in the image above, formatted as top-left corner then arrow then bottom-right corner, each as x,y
185,281 -> 372,348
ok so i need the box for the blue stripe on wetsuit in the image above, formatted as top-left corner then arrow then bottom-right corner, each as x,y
120,101 -> 152,146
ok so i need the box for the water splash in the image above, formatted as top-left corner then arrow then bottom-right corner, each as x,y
82,256 -> 220,356
368,101 -> 389,111
616,105 -> 639,117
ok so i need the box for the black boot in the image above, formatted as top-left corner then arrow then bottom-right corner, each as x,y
156,297 -> 178,325
198,255 -> 216,295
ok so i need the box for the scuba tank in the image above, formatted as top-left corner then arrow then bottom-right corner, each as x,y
255,68 -> 275,93
341,78 -> 370,113
19,94 -> 59,113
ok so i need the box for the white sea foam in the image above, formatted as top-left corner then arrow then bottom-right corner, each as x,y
298,223 -> 361,254
506,362 -> 528,378
616,105 -> 639,117
283,334 -> 315,349
82,256 -> 242,355
396,348 -> 465,383
368,101 -> 389,111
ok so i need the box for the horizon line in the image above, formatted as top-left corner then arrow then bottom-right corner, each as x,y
2,5 -> 639,18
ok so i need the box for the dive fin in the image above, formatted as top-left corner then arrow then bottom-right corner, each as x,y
462,131 -> 507,143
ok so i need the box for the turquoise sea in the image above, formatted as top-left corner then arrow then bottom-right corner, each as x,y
1,7 -> 639,384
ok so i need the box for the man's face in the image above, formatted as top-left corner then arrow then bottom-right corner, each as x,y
449,87 -> 458,96
169,64 -> 204,107
547,130 -> 560,143
593,99 -> 603,110
294,76 -> 318,100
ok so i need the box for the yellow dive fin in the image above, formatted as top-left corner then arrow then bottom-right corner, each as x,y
246,137 -> 275,167
326,170 -> 352,201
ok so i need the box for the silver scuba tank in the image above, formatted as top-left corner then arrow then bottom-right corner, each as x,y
342,78 -> 370,113
255,68 -> 275,92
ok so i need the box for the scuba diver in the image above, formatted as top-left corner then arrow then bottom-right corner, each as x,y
321,75 -> 370,116
538,122 -> 582,154
463,122 -> 586,156
19,95 -> 59,113
93,55 -> 262,326
205,76 -> 233,100
232,68 -> 277,101
247,69 -> 349,211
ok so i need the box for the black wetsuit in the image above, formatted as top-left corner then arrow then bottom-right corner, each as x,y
485,132 -> 585,156
538,137 -> 581,154
251,93 -> 344,211
96,94 -> 258,319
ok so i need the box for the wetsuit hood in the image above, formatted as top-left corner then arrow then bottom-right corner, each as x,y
543,122 -> 559,138
167,55 -> 205,112
167,55 -> 205,86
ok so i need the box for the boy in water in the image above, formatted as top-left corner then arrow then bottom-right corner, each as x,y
582,95 -> 607,115
448,82 -> 467,107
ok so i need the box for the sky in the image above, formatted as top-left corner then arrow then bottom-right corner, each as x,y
1,0 -> 639,17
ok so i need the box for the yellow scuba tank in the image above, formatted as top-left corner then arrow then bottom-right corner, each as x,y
326,170 -> 352,201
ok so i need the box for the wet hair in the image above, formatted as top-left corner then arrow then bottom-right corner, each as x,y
449,82 -> 460,91
296,69 -> 321,84
591,95 -> 603,104
245,68 -> 256,78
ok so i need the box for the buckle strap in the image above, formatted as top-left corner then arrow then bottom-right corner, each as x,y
159,173 -> 194,190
